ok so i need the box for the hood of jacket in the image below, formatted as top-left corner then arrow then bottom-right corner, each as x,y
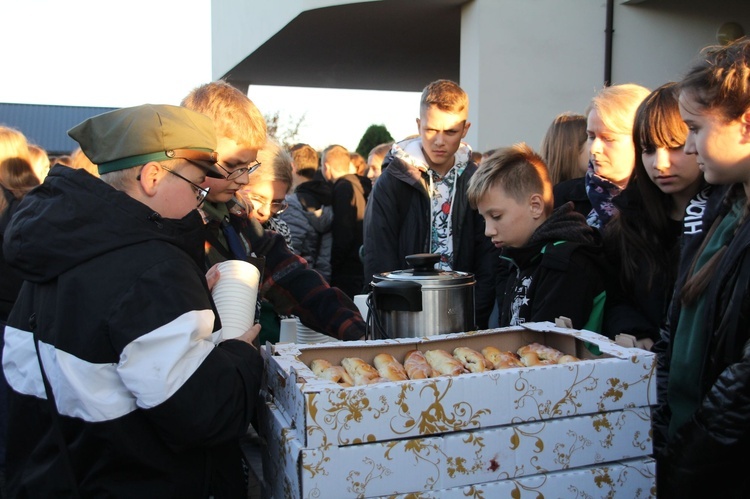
3,165 -> 206,283
295,178 -> 333,209
381,137 -> 473,188
503,202 -> 601,267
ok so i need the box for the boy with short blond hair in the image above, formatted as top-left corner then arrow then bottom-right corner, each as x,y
468,143 -> 606,330
363,79 -> 499,328
467,144 -> 553,216
420,79 -> 469,117
181,81 -> 365,342
181,79 -> 267,150
289,143 -> 320,181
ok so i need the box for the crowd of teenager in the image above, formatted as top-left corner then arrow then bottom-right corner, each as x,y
1,37 -> 749,497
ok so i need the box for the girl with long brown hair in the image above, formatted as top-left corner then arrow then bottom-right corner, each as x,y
655,37 -> 750,497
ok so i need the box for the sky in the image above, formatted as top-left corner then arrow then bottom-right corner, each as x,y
0,0 -> 420,152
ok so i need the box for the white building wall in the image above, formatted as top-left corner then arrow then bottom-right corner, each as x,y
460,0 -> 750,153
460,0 -> 604,153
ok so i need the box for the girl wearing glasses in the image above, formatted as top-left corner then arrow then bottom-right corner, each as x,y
236,140 -> 295,344
237,139 -> 293,243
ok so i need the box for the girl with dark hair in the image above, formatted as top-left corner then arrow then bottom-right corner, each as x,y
655,37 -> 750,498
602,82 -> 707,348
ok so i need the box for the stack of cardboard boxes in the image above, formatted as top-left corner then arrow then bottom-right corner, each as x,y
260,322 -> 656,498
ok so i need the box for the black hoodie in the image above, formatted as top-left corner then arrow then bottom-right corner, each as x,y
500,202 -> 607,331
2,165 -> 262,498
295,177 -> 333,210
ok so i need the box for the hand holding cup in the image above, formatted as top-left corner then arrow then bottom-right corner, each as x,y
234,323 -> 262,348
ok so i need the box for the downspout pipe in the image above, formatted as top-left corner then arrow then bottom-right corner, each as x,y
604,0 -> 614,86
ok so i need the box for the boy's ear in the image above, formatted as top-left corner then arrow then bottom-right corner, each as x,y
416,117 -> 421,133
137,162 -> 164,198
740,109 -> 750,142
528,193 -> 545,219
462,121 -> 471,138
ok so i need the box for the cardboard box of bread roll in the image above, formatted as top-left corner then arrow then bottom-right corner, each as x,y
260,398 -> 654,498
262,322 -> 655,449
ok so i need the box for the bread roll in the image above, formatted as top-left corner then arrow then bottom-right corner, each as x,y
517,343 -> 564,363
373,353 -> 409,381
481,346 -> 523,369
557,354 -> 579,364
310,359 -> 333,376
403,350 -> 436,379
518,351 -> 553,367
424,349 -> 467,376
319,366 -> 354,387
341,357 -> 384,385
453,347 -> 493,373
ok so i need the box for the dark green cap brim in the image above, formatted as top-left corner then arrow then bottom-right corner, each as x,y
98,148 -> 215,175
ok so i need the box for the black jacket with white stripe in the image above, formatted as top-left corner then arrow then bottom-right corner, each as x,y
2,166 -> 262,498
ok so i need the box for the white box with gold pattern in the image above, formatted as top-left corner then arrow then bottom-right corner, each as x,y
262,322 -> 655,449
260,398 -> 653,498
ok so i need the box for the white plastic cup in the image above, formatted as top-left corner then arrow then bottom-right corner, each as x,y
295,318 -> 339,344
278,318 -> 298,343
211,260 -> 260,340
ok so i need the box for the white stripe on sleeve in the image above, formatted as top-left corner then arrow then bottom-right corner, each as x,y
118,309 -> 216,409
2,309 -> 216,422
3,326 -> 46,400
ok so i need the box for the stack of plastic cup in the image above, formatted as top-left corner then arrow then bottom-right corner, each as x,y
295,318 -> 340,344
211,260 -> 260,340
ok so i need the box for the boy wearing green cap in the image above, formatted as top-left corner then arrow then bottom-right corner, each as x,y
2,104 -> 263,497
181,80 -> 366,342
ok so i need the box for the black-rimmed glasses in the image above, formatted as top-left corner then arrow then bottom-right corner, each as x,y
216,160 -> 262,181
161,165 -> 210,206
243,193 -> 288,215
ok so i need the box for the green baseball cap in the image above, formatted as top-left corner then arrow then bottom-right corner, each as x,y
68,104 -> 223,178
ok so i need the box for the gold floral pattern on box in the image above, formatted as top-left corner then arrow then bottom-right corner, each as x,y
346,456 -> 393,496
306,379 -> 492,447
597,356 -> 656,412
306,387 -> 389,447
512,363 -> 598,421
591,407 -> 652,454
389,380 -> 492,435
